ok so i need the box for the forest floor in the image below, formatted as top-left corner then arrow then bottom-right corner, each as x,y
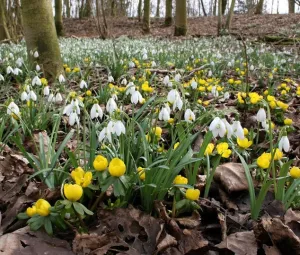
64,13 -> 300,39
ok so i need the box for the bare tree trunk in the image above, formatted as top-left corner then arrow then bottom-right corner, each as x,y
111,0 -> 116,16
217,0 -> 222,35
174,0 -> 187,36
0,0 -> 10,40
21,0 -> 63,80
225,0 -> 235,30
65,0 -> 71,18
156,0 -> 160,17
138,0 -> 142,21
55,0 -> 64,36
165,0 -> 172,26
200,0 -> 207,16
95,0 -> 108,38
222,0 -> 227,14
254,0 -> 264,14
143,0 -> 150,33
289,0 -> 295,13
213,0 -> 217,15
85,0 -> 93,17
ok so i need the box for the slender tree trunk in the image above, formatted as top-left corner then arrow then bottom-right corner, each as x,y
143,0 -> 150,33
85,0 -> 93,17
254,0 -> 264,14
165,0 -> 172,26
21,0 -> 63,80
289,0 -> 295,13
225,0 -> 235,30
111,0 -> 116,16
200,0 -> 207,16
0,0 -> 10,40
222,0 -> 227,14
213,0 -> 217,15
156,0 -> 160,17
217,0 -> 222,35
65,0 -> 71,18
138,0 -> 142,21
55,0 -> 64,36
174,0 -> 187,36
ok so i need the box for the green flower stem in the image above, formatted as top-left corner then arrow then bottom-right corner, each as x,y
90,191 -> 106,212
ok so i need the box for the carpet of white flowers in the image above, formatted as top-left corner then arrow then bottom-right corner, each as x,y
0,37 -> 299,234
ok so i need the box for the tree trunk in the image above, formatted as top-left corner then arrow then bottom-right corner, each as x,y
200,0 -> 207,16
254,0 -> 264,14
138,0 -> 142,21
143,0 -> 150,33
174,0 -> 187,36
85,0 -> 93,17
213,0 -> 217,16
65,0 -> 71,18
288,0 -> 295,13
222,0 -> 227,14
55,0 -> 64,36
21,0 -> 63,80
217,0 -> 222,35
156,0 -> 160,17
165,0 -> 172,26
225,0 -> 235,30
0,0 -> 10,41
111,0 -> 116,16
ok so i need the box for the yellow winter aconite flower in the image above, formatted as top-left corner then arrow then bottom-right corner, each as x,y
237,92 -> 245,104
141,82 -> 153,92
168,118 -> 174,124
204,143 -> 214,156
284,118 -> 293,125
276,101 -> 288,111
153,126 -> 162,138
35,199 -> 51,216
257,152 -> 271,169
73,67 -> 80,73
71,167 -> 93,188
243,128 -> 249,136
173,142 -> 180,150
216,143 -> 231,158
249,92 -> 262,104
41,78 -> 48,86
290,167 -> 300,179
66,67 -> 71,73
237,138 -> 253,149
273,148 -> 283,161
137,167 -> 145,181
26,206 -> 37,217
86,90 -> 92,96
109,158 -> 126,177
64,184 -> 83,202
173,175 -> 188,185
93,155 -> 108,171
186,189 -> 200,201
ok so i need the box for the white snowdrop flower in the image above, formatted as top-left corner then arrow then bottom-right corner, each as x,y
0,74 -> 4,81
33,51 -> 39,58
209,117 -> 226,138
174,74 -> 181,82
151,61 -> 156,68
222,118 -> 233,138
98,127 -> 112,143
21,91 -> 28,101
63,103 -> 73,116
231,121 -> 244,139
142,53 -> 148,60
121,78 -> 128,85
151,49 -> 157,55
223,92 -> 230,100
211,86 -> 219,97
125,82 -> 135,95
113,120 -> 126,136
167,89 -> 183,111
36,64 -> 41,72
250,65 -> 254,71
28,90 -> 37,101
191,80 -> 197,89
131,90 -> 143,104
163,75 -> 170,86
9,53 -> 14,59
184,109 -> 195,123
158,107 -> 170,121
120,60 -> 124,65
208,70 -> 213,77
173,97 -> 183,111
128,61 -> 135,68
79,80 -> 88,89
278,136 -> 290,153
48,93 -> 55,103
32,76 -> 41,86
13,68 -> 22,75
55,93 -> 63,103
58,74 -> 65,83
257,108 -> 266,122
227,62 -> 232,67
90,104 -> 103,119
43,86 -> 50,96
108,76 -> 114,82
7,102 -> 20,116
141,48 -> 147,55
69,112 -> 79,126
6,66 -> 13,74
16,57 -> 23,67
106,98 -> 118,114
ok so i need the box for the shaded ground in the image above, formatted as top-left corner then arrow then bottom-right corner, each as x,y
64,14 -> 300,39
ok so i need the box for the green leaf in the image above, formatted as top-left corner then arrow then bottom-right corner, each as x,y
276,160 -> 293,201
17,212 -> 29,220
80,204 -> 94,215
73,202 -> 84,215
113,179 -> 125,197
44,217 -> 53,235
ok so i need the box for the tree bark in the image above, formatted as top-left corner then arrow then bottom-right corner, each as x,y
21,0 -> 63,80
156,0 -> 160,17
288,0 -> 295,13
174,0 -> 187,36
254,0 -> 264,14
200,0 -> 207,16
85,0 -> 93,17
55,0 -> 64,36
165,0 -> 172,26
0,0 -> 10,40
65,0 -> 71,18
143,0 -> 150,33
138,0 -> 142,21
217,0 -> 222,35
213,0 -> 217,16
111,0 -> 116,16
225,0 -> 235,30
222,0 -> 227,14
